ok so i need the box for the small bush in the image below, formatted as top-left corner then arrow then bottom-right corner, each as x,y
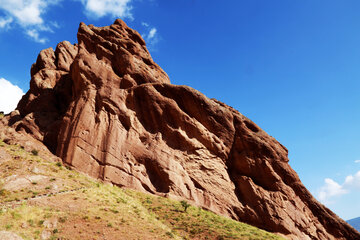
28,219 -> 35,227
180,200 -> 191,212
110,209 -> 119,214
31,149 -> 38,156
116,197 -> 127,204
165,231 -> 174,238
0,189 -> 8,196
11,211 -> 21,220
217,235 -> 225,240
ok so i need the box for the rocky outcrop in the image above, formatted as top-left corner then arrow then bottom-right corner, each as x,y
8,19 -> 360,240
0,231 -> 24,240
12,41 -> 77,153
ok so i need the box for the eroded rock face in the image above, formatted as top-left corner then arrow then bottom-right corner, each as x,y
12,41 -> 77,153
9,19 -> 360,240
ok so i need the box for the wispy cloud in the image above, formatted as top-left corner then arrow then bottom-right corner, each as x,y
0,0 -> 61,43
318,170 -> 360,204
147,28 -> 157,40
355,160 -> 360,163
142,22 -> 159,48
80,0 -> 133,20
26,29 -> 47,43
0,78 -> 24,114
344,171 -> 360,189
318,178 -> 348,204
0,17 -> 12,28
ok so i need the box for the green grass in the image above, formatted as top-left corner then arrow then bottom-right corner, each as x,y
0,139 -> 95,203
0,139 -> 285,240
127,190 -> 284,240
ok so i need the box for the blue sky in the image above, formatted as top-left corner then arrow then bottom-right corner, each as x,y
0,0 -> 360,220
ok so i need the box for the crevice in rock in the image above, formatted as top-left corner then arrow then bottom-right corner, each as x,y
189,176 -> 205,191
143,157 -> 170,193
243,119 -> 259,133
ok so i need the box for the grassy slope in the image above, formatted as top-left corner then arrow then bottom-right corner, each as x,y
0,140 -> 285,240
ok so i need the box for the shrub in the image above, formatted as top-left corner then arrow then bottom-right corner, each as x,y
0,189 -> 8,196
58,217 -> 67,223
28,219 -> 35,227
165,231 -> 174,238
180,200 -> 190,212
31,149 -> 38,156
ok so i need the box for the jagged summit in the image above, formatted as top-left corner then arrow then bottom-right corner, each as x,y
6,19 -> 360,239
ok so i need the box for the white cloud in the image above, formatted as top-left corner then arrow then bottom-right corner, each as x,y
318,178 -> 348,204
318,170 -> 360,204
0,0 -> 44,26
0,0 -> 60,43
80,0 -> 133,19
142,22 -> 159,47
0,0 -> 136,43
148,27 -> 157,40
344,171 -> 360,189
0,78 -> 24,114
0,17 -> 12,28
355,160 -> 360,163
26,29 -> 47,43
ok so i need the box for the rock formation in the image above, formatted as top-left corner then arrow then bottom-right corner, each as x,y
7,19 -> 360,240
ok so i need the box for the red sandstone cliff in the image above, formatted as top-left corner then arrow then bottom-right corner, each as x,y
7,19 -> 360,240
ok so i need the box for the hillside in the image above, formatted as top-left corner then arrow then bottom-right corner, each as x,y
0,123 -> 285,240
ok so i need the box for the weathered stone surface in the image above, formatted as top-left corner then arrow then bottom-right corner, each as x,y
0,231 -> 23,240
12,41 -> 77,153
3,175 -> 49,191
7,19 -> 360,240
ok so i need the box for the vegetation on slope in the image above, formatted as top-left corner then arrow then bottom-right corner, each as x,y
0,140 -> 285,240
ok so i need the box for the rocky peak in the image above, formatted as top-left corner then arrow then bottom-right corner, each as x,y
7,19 -> 360,240
75,20 -> 169,91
